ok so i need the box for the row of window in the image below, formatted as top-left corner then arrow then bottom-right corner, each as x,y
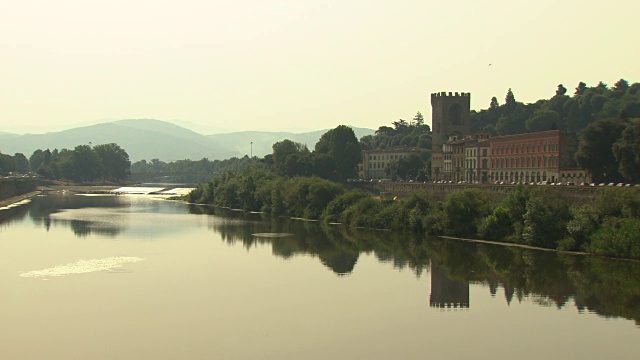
491,156 -> 559,169
368,154 -> 406,161
489,170 -> 587,183
491,141 -> 559,156
464,148 -> 489,158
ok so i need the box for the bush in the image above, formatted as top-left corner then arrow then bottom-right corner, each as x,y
478,206 -> 512,241
442,189 -> 491,237
587,217 -> 640,259
321,190 -> 368,223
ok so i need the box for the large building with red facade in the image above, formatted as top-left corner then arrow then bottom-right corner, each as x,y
489,130 -> 589,184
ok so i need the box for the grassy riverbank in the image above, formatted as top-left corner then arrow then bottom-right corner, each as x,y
183,170 -> 640,261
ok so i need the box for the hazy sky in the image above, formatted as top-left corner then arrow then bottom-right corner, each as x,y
1,0 -> 638,134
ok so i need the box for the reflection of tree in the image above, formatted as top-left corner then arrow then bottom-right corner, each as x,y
319,252 -> 358,276
210,207 -> 640,324
27,193 -> 129,237
68,219 -> 124,238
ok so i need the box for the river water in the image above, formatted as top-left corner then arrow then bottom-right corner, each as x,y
1,193 -> 639,359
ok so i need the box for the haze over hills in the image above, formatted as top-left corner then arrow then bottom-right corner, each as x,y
0,119 -> 375,162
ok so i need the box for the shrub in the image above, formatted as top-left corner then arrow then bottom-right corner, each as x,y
587,217 -> 640,259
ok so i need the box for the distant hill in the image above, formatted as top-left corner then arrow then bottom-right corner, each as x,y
0,120 -> 375,161
0,131 -> 17,139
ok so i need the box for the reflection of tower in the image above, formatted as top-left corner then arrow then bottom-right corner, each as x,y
429,262 -> 470,309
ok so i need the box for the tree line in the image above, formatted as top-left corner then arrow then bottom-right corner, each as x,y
185,166 -> 640,260
0,143 -> 130,182
471,79 -> 640,135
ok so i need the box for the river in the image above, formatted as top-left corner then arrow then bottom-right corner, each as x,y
1,192 -> 639,359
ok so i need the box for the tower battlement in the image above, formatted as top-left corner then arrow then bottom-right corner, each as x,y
431,92 -> 470,100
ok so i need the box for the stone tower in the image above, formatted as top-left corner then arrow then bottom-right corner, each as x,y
431,92 -> 471,151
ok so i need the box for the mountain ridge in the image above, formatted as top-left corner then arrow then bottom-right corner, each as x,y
0,119 -> 375,161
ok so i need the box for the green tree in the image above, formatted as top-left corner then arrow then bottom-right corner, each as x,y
442,189 -> 491,237
489,96 -> 499,110
272,139 -> 309,177
29,150 -> 45,174
614,78 -> 630,92
413,112 -> 424,126
556,84 -> 567,96
575,118 -> 628,183
522,194 -> 570,248
0,153 -> 16,175
71,145 -> 101,182
13,153 -> 30,173
526,110 -> 562,132
93,143 -> 130,181
314,125 -> 361,182
574,82 -> 587,96
505,88 -> 517,113
613,119 -> 640,182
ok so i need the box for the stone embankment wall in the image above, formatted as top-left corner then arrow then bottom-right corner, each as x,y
0,178 -> 38,202
371,182 -> 621,204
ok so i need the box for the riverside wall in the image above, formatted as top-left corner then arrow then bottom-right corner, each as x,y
370,182 -> 623,204
0,178 -> 38,202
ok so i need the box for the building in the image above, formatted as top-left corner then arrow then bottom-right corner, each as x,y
362,146 -> 423,180
489,130 -> 589,184
431,92 -> 471,181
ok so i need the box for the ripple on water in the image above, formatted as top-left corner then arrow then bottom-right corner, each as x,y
20,257 -> 145,279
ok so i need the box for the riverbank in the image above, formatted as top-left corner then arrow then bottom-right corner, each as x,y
38,184 -> 119,194
0,191 -> 41,208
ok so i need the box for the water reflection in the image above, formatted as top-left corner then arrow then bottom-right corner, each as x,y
26,193 -> 130,237
1,194 -> 638,326
430,263 -> 469,309
191,205 -> 640,326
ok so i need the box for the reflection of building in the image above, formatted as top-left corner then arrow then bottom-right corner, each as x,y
362,146 -> 423,180
429,262 -> 470,309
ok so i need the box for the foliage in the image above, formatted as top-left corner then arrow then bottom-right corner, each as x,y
470,79 -> 640,137
441,189 -> 491,237
25,143 -> 131,182
93,143 -> 131,181
314,125 -> 361,182
321,190 -> 368,223
587,217 -> 640,259
522,195 -> 569,248
575,118 -> 629,183
613,119 -> 640,182
360,116 -> 432,151
186,168 -> 640,260
0,153 -> 16,175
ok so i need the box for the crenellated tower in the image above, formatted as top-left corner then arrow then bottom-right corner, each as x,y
431,92 -> 471,151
